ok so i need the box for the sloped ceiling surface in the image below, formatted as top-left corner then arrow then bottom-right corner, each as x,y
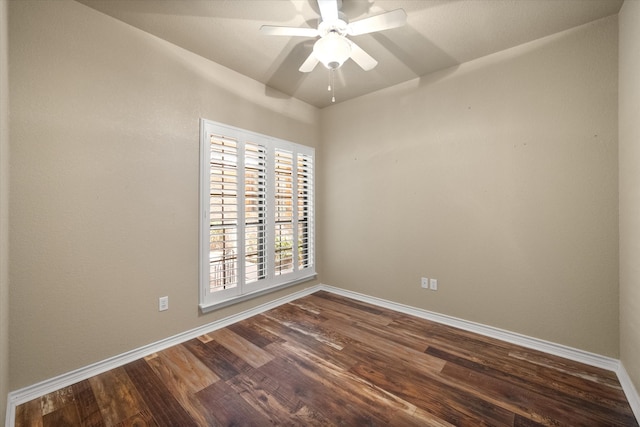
76,0 -> 623,108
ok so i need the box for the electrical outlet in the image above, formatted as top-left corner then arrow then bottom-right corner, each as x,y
159,296 -> 169,311
421,277 -> 429,288
429,278 -> 438,291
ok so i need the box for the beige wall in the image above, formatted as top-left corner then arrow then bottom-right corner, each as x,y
8,0 -> 319,390
619,0 -> 640,397
1,0 -> 9,420
319,16 -> 619,356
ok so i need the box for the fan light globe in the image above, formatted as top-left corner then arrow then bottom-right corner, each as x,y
313,32 -> 351,70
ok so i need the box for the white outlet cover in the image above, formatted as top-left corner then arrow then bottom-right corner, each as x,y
159,296 -> 169,311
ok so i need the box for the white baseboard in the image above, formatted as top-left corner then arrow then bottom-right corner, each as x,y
6,283 -> 639,426
617,362 -> 640,422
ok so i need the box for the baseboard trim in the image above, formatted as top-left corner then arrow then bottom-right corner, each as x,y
618,362 -> 640,422
5,283 -> 638,426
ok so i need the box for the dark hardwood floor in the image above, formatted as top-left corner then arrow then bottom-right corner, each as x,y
14,291 -> 639,426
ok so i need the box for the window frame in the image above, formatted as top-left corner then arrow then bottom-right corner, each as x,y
199,119 -> 316,312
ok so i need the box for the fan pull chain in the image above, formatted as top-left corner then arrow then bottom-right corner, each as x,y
328,69 -> 336,103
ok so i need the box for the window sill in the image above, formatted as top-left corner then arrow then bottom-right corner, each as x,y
199,273 -> 317,314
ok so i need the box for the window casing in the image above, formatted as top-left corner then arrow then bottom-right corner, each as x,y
199,120 -> 315,312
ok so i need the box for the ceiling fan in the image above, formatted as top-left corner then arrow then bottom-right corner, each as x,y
260,0 -> 407,73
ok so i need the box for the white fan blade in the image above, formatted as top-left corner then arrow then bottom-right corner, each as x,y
260,25 -> 319,37
348,9 -> 407,36
299,52 -> 320,72
348,40 -> 377,71
317,0 -> 338,23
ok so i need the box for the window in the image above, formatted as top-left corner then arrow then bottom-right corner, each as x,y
199,119 -> 315,312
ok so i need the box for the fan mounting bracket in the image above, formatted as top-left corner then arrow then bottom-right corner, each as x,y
318,17 -> 349,38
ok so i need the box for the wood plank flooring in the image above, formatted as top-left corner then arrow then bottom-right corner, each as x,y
14,291 -> 639,426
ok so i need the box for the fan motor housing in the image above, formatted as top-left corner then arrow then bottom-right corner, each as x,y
318,15 -> 349,37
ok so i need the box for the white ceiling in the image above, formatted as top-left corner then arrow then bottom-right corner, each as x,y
76,0 -> 623,108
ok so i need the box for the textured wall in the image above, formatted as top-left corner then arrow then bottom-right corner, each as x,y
619,0 -> 640,399
8,0 -> 319,390
319,16 -> 618,357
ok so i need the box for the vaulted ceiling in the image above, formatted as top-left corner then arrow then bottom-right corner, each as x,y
76,0 -> 623,108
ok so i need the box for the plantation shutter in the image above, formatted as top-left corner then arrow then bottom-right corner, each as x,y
200,120 -> 315,311
208,136 -> 239,294
274,149 -> 294,276
244,141 -> 267,284
297,152 -> 313,270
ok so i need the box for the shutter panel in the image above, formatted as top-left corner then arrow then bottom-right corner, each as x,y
274,149 -> 294,276
244,142 -> 267,284
208,136 -> 239,292
297,152 -> 313,270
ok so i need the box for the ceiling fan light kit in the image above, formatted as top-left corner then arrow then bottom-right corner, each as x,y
260,0 -> 407,102
313,32 -> 352,70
